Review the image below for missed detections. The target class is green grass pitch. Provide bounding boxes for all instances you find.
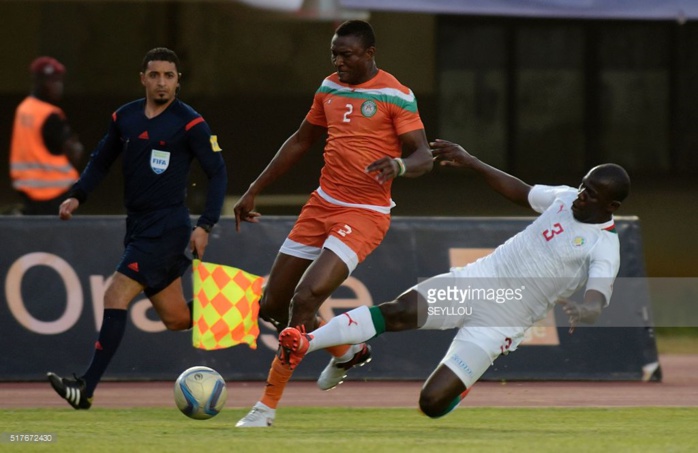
[2,407,697,452]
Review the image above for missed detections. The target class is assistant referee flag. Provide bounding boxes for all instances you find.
[192,259,264,350]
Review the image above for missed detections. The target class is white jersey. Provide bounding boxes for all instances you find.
[449,185,620,328]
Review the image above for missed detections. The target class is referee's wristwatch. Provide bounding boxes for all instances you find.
[195,224,213,234]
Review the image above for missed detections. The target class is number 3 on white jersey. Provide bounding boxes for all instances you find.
[343,104,353,123]
[542,222,564,242]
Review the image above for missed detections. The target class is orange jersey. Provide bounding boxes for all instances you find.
[305,70,424,208]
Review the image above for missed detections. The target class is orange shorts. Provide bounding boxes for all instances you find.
[281,191,391,272]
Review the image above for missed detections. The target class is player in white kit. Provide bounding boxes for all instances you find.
[277,139,631,419]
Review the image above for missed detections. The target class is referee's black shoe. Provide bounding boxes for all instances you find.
[47,372,92,410]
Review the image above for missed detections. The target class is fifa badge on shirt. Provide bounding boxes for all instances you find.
[360,100,377,118]
[210,135,222,152]
[150,149,171,174]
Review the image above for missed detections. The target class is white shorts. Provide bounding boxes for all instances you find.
[412,270,527,387]
[280,236,359,274]
[438,328,524,388]
[439,340,493,389]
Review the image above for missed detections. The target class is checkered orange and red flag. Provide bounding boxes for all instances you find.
[192,259,264,350]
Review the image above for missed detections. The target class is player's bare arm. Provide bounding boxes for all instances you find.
[431,139,531,208]
[366,129,432,184]
[233,120,325,231]
[399,128,433,177]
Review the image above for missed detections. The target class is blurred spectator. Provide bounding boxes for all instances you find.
[9,56,83,215]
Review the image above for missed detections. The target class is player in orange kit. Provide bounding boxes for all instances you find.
[233,20,433,427]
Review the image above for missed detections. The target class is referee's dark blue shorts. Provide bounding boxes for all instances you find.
[117,205,192,297]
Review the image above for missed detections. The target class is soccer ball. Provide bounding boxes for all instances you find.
[173,366,227,420]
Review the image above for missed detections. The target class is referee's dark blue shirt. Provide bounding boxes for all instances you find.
[70,98,227,227]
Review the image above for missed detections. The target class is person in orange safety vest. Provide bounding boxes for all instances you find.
[9,56,83,214]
